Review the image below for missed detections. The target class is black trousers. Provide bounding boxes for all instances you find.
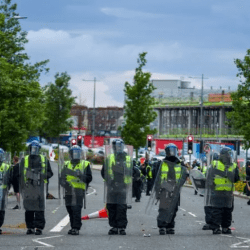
[157,202,178,229]
[146,179,154,195]
[210,204,234,229]
[66,205,82,230]
[0,211,5,228]
[204,206,212,224]
[25,211,45,230]
[133,181,142,200]
[106,203,128,229]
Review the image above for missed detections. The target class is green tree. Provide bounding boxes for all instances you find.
[227,49,250,148]
[42,72,75,142]
[0,0,49,155]
[122,52,157,158]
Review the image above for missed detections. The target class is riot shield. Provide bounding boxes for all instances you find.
[205,152,235,208]
[0,157,10,211]
[146,160,188,223]
[104,145,133,204]
[59,150,87,207]
[189,169,206,195]
[19,154,47,211]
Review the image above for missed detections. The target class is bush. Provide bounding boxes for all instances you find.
[235,181,246,193]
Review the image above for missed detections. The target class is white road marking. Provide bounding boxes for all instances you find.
[188,212,197,217]
[180,207,186,211]
[230,237,250,248]
[33,235,63,248]
[50,187,96,232]
[195,221,205,224]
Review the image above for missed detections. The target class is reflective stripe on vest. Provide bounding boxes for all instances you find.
[212,161,236,191]
[0,163,9,189]
[24,155,47,183]
[160,162,181,182]
[146,165,153,179]
[65,160,90,190]
[108,154,132,184]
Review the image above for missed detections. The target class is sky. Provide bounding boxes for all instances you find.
[13,0,250,107]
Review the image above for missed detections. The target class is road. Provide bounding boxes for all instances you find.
[1,162,250,250]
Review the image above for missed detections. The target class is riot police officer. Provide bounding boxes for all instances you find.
[19,141,53,235]
[154,143,188,235]
[60,145,92,235]
[206,147,239,234]
[101,139,133,235]
[132,160,142,202]
[0,149,10,235]
[145,159,153,196]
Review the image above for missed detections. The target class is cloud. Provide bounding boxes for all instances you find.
[100,7,164,19]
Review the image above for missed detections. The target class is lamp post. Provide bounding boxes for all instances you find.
[189,74,208,169]
[82,77,98,148]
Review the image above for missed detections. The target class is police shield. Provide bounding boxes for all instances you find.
[189,169,206,195]
[104,145,133,204]
[146,160,188,223]
[19,154,47,211]
[59,149,87,207]
[205,151,235,208]
[0,155,10,211]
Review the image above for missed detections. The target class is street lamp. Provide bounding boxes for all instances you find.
[82,77,98,148]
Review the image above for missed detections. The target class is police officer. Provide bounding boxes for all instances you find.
[156,143,188,235]
[132,160,142,202]
[19,141,53,235]
[145,158,153,196]
[203,152,219,230]
[101,139,132,235]
[60,145,92,235]
[0,149,10,235]
[207,147,239,234]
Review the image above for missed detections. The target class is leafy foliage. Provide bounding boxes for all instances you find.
[122,52,157,157]
[0,1,49,154]
[42,72,75,139]
[227,49,250,148]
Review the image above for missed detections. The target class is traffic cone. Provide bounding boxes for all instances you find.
[81,207,108,220]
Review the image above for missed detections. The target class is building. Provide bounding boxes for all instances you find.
[87,106,123,136]
[70,105,88,135]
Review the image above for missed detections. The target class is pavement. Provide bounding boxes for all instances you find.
[1,163,250,249]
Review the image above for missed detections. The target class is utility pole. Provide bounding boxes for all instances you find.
[82,77,98,148]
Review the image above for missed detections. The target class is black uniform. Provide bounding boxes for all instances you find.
[145,160,153,196]
[10,162,19,193]
[63,161,92,230]
[20,155,53,230]
[132,166,142,201]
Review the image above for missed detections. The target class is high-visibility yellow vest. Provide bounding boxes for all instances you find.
[160,162,182,182]
[108,154,132,184]
[0,163,9,189]
[202,166,207,175]
[212,161,236,191]
[146,165,153,179]
[24,155,47,183]
[65,160,90,190]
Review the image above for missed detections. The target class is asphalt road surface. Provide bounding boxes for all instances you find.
[1,162,250,250]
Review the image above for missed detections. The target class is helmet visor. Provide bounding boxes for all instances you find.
[114,141,124,154]
[30,146,40,155]
[167,147,178,157]
[0,152,5,162]
[70,149,82,160]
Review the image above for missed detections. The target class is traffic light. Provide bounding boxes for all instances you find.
[188,136,193,154]
[147,135,153,151]
[77,135,82,147]
[71,139,77,146]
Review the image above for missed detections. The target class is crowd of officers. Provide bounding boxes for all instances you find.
[0,139,242,236]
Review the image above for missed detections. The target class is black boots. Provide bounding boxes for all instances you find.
[222,228,232,234]
[26,229,35,235]
[108,228,118,235]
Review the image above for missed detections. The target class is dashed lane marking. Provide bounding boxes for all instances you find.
[179,207,186,211]
[50,187,96,232]
[188,212,197,217]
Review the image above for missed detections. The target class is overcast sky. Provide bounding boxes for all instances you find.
[15,0,249,107]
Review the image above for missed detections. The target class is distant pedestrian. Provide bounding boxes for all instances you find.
[10,156,20,209]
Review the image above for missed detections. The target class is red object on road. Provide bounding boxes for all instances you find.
[81,207,108,220]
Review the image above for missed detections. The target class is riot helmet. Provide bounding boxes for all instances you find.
[28,140,40,155]
[112,139,124,154]
[219,147,233,165]
[0,148,5,162]
[165,143,178,157]
[69,145,82,161]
